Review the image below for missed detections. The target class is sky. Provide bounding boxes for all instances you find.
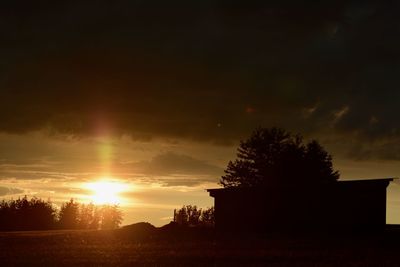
[1,1,400,226]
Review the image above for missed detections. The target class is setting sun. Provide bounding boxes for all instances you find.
[85,180,128,205]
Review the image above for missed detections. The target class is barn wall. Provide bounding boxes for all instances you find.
[210,179,392,232]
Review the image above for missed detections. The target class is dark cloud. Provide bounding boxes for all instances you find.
[335,137,400,161]
[1,1,400,159]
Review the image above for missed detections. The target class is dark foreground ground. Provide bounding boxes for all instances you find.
[1,224,400,266]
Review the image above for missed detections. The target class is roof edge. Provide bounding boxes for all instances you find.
[207,178,398,195]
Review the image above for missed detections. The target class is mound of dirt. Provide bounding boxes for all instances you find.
[116,222,157,241]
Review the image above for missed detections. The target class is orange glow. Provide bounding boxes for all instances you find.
[85,180,128,205]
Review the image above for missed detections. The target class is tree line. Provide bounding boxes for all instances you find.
[173,205,214,227]
[0,196,122,231]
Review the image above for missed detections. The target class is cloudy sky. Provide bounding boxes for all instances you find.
[1,1,400,226]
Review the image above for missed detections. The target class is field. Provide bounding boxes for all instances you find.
[1,226,400,266]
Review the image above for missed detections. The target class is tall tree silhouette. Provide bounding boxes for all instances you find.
[78,203,100,229]
[58,199,79,229]
[220,127,339,187]
[100,205,123,230]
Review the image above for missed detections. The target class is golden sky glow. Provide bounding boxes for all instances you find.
[0,133,399,226]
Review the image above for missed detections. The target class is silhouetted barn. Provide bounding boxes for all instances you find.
[207,178,394,232]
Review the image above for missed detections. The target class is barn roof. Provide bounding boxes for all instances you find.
[207,177,396,197]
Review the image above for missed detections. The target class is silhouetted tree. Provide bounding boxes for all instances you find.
[0,196,56,231]
[89,204,101,230]
[220,127,339,187]
[58,199,79,229]
[174,206,189,225]
[0,197,123,231]
[78,203,100,229]
[0,200,12,230]
[200,207,215,226]
[28,197,57,230]
[57,200,123,230]
[187,205,201,225]
[174,205,215,227]
[100,204,123,229]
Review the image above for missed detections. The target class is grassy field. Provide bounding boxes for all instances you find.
[1,227,400,266]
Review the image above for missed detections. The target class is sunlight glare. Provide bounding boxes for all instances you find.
[86,180,128,205]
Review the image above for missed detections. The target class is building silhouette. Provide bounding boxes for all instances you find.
[208,178,394,232]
